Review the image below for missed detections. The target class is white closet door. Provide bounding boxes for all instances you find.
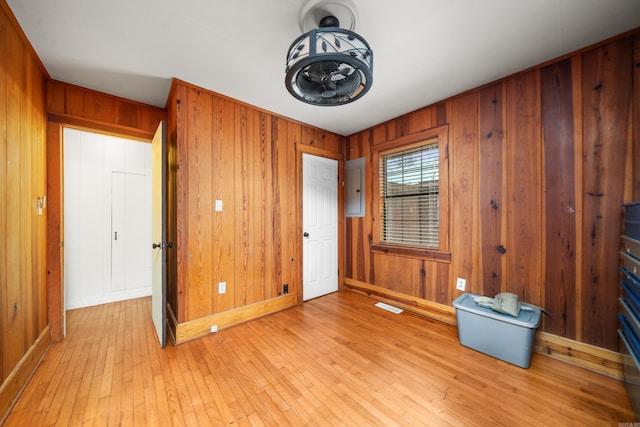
[111,172,147,294]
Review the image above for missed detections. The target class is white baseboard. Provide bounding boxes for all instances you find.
[65,287,151,310]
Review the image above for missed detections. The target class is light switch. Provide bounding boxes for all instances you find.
[215,199,223,212]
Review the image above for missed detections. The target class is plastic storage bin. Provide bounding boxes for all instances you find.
[626,221,640,241]
[452,293,541,368]
[619,317,640,417]
[625,201,640,221]
[622,282,640,320]
[622,235,640,260]
[622,252,640,282]
[622,298,640,341]
[622,266,640,290]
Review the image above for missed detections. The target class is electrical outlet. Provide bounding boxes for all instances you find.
[210,325,218,333]
[218,281,226,294]
[456,277,466,291]
[283,283,289,294]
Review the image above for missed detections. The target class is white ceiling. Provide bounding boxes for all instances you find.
[7,0,640,136]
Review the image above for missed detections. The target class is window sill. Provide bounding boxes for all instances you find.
[371,244,451,263]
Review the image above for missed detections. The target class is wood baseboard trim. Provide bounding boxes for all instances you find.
[344,279,624,379]
[0,325,52,423]
[344,278,457,325]
[174,293,298,344]
[534,331,624,379]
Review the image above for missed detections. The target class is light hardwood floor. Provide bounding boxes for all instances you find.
[3,290,636,426]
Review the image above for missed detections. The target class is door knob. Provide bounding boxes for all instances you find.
[152,242,174,249]
[303,232,309,237]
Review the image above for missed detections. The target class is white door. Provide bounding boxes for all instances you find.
[111,172,147,292]
[151,121,167,347]
[302,154,338,301]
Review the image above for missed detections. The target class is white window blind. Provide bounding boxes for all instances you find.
[380,141,439,248]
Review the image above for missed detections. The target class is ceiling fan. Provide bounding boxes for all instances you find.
[285,0,373,106]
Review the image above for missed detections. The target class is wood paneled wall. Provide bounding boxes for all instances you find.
[0,0,49,417]
[47,80,167,141]
[166,80,344,330]
[346,31,639,351]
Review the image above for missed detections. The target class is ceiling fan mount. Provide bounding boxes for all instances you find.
[298,0,358,32]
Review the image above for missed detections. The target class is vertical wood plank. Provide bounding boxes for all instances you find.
[65,85,86,118]
[345,131,370,283]
[632,35,640,201]
[33,64,47,334]
[581,38,632,349]
[288,123,303,303]
[270,116,284,296]
[409,107,433,134]
[448,92,478,302]
[235,105,251,308]
[478,82,506,297]
[0,4,7,382]
[436,103,448,127]
[571,54,584,341]
[211,96,232,314]
[82,90,115,124]
[115,100,139,129]
[5,16,27,375]
[504,71,543,304]
[363,130,374,284]
[46,79,66,115]
[220,98,238,312]
[174,84,189,322]
[23,55,34,343]
[185,88,214,319]
[263,113,276,298]
[255,111,273,302]
[541,59,577,338]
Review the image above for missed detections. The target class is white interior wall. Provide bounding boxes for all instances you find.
[64,128,152,310]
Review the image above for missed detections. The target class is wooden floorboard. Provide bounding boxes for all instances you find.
[3,290,636,426]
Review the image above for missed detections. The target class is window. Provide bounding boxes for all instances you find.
[371,125,449,261]
[379,139,439,248]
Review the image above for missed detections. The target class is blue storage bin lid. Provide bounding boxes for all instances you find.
[624,201,640,208]
[622,281,640,308]
[452,293,541,328]
[619,313,640,360]
[619,328,640,369]
[622,267,640,288]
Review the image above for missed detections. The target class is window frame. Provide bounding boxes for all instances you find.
[371,125,450,262]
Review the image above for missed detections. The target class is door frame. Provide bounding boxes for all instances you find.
[47,122,158,341]
[296,144,345,304]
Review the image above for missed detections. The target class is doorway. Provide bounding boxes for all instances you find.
[63,128,152,310]
[302,153,338,301]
